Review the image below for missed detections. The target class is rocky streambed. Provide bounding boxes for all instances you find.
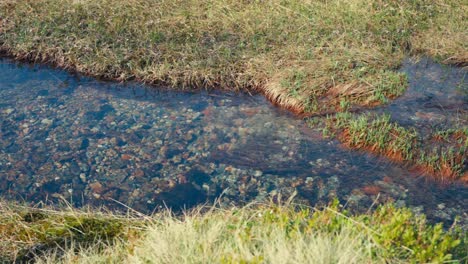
[0,58,466,227]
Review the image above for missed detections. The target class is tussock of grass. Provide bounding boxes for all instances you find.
[0,201,141,263]
[1,200,465,263]
[320,113,468,182]
[0,0,466,113]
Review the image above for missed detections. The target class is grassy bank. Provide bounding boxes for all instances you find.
[0,0,466,114]
[316,113,468,182]
[1,200,466,263]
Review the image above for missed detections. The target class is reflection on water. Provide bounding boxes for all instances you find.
[0,58,466,226]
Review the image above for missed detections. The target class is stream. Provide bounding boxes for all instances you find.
[0,58,466,227]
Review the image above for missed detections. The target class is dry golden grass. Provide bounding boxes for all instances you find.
[0,200,463,263]
[411,0,468,67]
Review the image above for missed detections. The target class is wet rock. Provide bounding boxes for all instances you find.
[3,108,14,115]
[41,119,53,126]
[89,181,104,194]
[133,169,145,178]
[362,185,381,196]
[79,173,87,183]
[121,154,132,161]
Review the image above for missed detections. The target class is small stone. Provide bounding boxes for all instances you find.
[89,181,103,194]
[362,185,381,195]
[121,154,132,160]
[437,203,445,210]
[79,173,87,183]
[3,108,14,115]
[41,118,53,125]
[254,170,263,177]
[92,193,101,199]
[134,169,145,178]
[168,180,176,188]
[131,189,140,198]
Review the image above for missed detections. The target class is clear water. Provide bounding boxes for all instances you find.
[0,58,466,226]
[377,57,467,135]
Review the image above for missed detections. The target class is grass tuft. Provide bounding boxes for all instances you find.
[0,200,466,263]
[319,113,468,182]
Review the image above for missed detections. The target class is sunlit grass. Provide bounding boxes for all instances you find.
[1,200,465,263]
[318,113,467,182]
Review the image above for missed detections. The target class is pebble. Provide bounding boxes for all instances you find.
[89,182,103,194]
[79,173,87,183]
[254,170,263,177]
[41,118,53,125]
[3,108,14,115]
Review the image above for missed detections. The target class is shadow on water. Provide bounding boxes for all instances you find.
[0,58,466,226]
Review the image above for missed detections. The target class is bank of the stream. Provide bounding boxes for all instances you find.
[1,201,466,263]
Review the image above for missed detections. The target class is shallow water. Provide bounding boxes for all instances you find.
[378,58,467,135]
[0,58,466,226]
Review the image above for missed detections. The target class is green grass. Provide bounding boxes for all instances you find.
[0,0,466,113]
[317,113,467,181]
[1,200,466,263]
